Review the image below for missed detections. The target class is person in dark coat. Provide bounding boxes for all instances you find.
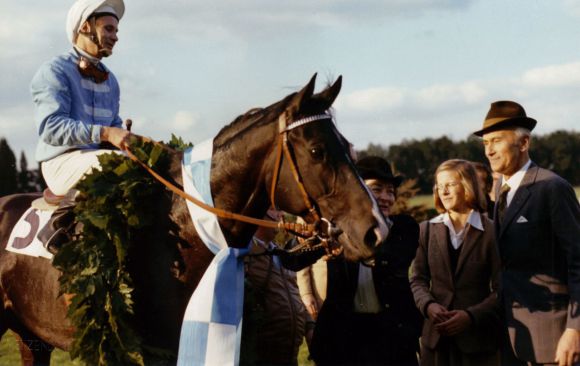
[310,156,423,366]
[474,101,580,366]
[241,208,313,366]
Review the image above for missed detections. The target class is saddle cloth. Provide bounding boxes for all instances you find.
[6,199,56,259]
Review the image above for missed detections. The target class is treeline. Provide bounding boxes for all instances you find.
[0,138,45,196]
[359,130,580,194]
[1,130,579,197]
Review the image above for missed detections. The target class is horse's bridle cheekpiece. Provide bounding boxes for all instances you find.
[125,110,343,256]
[269,111,344,255]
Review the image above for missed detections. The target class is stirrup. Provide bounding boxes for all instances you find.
[44,228,70,255]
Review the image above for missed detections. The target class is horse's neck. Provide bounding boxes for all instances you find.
[211,123,277,244]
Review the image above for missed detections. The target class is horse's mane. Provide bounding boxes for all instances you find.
[213,92,296,148]
[213,78,338,149]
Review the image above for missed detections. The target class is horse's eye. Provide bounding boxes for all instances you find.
[310,146,325,161]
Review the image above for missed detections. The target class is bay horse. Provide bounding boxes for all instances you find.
[0,74,388,365]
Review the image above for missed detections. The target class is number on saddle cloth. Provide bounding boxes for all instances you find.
[5,198,58,259]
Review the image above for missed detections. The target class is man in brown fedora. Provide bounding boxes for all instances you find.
[474,101,580,366]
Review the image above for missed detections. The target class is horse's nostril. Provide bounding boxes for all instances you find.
[364,226,379,248]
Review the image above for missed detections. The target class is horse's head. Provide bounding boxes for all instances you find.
[268,74,389,260]
[212,74,388,261]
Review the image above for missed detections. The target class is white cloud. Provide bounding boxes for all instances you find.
[335,60,580,149]
[415,81,487,107]
[172,110,199,131]
[339,80,488,116]
[563,0,580,16]
[339,87,405,112]
[522,62,580,88]
[125,0,475,40]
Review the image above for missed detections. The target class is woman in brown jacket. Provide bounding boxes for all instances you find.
[410,159,501,366]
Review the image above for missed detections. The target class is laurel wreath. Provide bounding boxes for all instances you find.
[52,135,191,365]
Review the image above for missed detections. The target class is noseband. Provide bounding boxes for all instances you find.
[125,109,345,254]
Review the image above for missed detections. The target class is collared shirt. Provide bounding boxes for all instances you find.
[31,49,123,162]
[430,210,484,249]
[502,159,532,207]
[74,45,100,64]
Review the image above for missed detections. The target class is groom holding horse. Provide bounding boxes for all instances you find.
[30,0,132,252]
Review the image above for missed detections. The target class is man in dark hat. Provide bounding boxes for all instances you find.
[474,101,580,366]
[310,156,422,365]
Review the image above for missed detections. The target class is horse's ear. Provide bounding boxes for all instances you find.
[289,73,317,114]
[316,75,342,109]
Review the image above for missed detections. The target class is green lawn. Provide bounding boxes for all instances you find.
[408,194,434,210]
[1,329,312,366]
[298,339,315,366]
[0,330,82,365]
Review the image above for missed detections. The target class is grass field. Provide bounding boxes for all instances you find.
[0,330,312,366]
[408,194,434,210]
[0,330,82,365]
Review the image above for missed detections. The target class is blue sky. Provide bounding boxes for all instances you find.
[1,0,579,163]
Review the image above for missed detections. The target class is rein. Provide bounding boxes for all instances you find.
[124,110,342,253]
[125,147,312,235]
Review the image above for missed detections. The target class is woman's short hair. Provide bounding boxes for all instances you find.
[433,159,487,214]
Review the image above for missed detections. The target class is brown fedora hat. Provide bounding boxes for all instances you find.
[473,100,537,136]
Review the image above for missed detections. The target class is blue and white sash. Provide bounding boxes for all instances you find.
[177,140,249,366]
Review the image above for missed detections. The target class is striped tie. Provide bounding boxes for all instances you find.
[497,183,511,224]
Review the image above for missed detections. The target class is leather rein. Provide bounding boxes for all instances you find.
[124,110,342,253]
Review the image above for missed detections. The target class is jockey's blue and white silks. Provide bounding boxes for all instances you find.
[178,140,249,366]
[31,49,123,162]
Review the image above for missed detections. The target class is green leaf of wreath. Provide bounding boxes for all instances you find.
[52,137,191,365]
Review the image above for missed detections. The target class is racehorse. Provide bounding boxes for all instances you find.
[0,74,388,365]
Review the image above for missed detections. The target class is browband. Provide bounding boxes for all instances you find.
[282,114,332,132]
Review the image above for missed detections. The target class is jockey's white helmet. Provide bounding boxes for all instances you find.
[66,0,125,44]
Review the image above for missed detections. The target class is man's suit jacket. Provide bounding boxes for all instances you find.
[496,162,580,363]
[410,215,501,354]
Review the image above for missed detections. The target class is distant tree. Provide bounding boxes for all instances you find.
[360,130,580,194]
[18,151,35,192]
[392,178,433,222]
[531,130,580,186]
[0,138,18,196]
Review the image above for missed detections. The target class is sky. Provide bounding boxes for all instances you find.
[1,0,580,164]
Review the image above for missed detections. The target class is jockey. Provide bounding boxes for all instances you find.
[30,0,131,253]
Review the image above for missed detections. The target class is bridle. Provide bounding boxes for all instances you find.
[125,109,344,254]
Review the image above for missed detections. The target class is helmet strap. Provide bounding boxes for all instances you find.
[80,17,111,58]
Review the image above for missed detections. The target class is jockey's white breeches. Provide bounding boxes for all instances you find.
[41,149,124,196]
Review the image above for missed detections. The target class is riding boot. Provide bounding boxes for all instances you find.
[37,190,78,254]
